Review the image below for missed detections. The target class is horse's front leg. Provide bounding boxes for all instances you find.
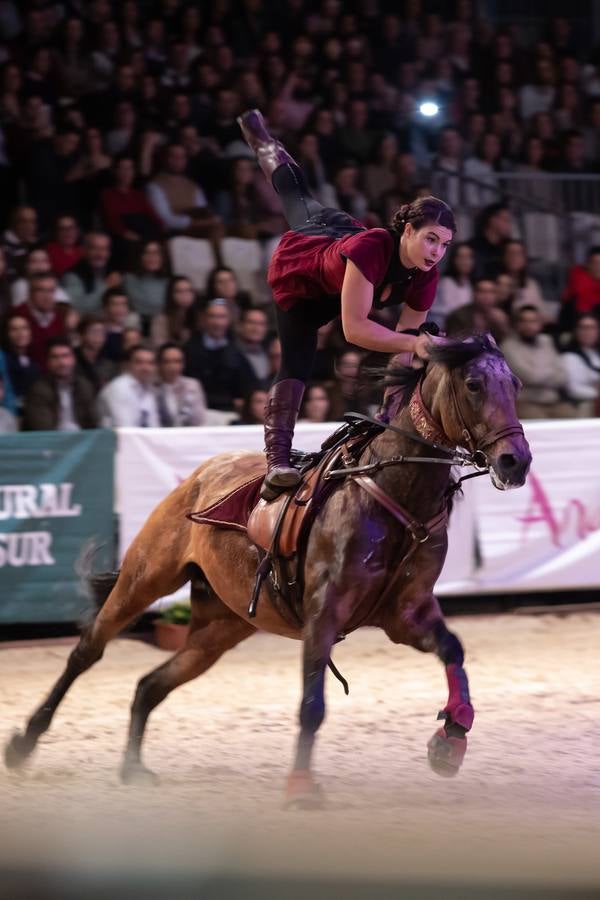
[383,591,474,778]
[285,585,337,810]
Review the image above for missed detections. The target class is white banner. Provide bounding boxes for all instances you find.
[115,419,600,596]
[115,424,475,596]
[469,419,600,592]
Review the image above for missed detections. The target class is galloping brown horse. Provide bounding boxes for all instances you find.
[5,336,531,806]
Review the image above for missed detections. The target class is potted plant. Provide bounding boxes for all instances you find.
[153,602,191,651]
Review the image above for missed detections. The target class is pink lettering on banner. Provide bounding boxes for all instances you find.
[518,472,600,548]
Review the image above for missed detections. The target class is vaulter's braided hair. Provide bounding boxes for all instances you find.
[391,195,457,236]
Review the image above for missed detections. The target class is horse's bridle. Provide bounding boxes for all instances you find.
[445,369,525,466]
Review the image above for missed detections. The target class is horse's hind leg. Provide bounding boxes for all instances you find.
[4,556,189,771]
[383,593,474,778]
[121,584,254,785]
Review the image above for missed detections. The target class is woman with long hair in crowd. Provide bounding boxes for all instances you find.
[238,108,455,499]
[150,275,197,347]
[123,239,170,329]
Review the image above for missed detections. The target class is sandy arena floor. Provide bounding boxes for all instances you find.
[1,611,599,897]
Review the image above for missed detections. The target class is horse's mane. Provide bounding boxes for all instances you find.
[372,333,504,408]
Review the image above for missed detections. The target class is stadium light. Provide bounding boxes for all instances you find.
[418,101,439,118]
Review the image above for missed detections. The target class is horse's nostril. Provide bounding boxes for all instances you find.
[498,453,517,471]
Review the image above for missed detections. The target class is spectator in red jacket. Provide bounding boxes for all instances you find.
[99,156,164,257]
[12,274,66,368]
[45,215,84,276]
[561,247,600,330]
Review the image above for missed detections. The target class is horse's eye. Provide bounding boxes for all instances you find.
[466,380,481,393]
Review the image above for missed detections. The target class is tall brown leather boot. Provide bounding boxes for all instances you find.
[261,378,305,499]
[237,108,298,182]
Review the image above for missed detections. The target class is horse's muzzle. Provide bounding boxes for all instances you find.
[489,439,532,490]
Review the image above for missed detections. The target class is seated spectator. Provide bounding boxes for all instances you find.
[364,135,400,210]
[74,315,115,394]
[337,99,376,164]
[299,383,332,423]
[294,131,334,207]
[184,298,257,412]
[105,101,138,157]
[99,156,164,250]
[430,242,474,329]
[265,335,282,387]
[156,342,207,427]
[0,348,16,414]
[0,247,11,319]
[232,388,268,425]
[121,326,144,357]
[101,286,140,362]
[62,232,121,314]
[519,58,556,121]
[445,278,510,342]
[501,306,574,419]
[24,128,82,232]
[204,265,252,319]
[463,132,503,210]
[66,127,112,227]
[560,246,600,331]
[430,126,464,211]
[216,157,286,239]
[150,276,197,347]
[329,162,369,223]
[499,240,549,318]
[22,337,97,431]
[470,203,515,279]
[328,350,368,421]
[236,307,270,386]
[12,274,66,367]
[45,215,83,276]
[0,374,17,432]
[2,206,38,277]
[97,344,160,427]
[2,315,41,409]
[11,248,71,308]
[123,240,169,327]
[146,143,222,238]
[561,313,600,417]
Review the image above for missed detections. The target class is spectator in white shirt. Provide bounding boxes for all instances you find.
[11,248,71,307]
[561,314,600,417]
[519,58,556,122]
[97,344,160,427]
[155,342,207,426]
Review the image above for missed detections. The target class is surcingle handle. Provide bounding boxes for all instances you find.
[248,554,273,618]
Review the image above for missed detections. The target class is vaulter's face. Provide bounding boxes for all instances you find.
[404,223,453,271]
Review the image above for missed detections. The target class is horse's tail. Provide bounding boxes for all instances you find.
[88,571,120,609]
[74,540,121,627]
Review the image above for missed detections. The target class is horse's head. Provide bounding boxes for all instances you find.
[421,335,532,490]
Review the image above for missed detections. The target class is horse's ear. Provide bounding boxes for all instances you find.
[485,332,498,349]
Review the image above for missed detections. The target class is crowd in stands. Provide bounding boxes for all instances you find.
[1,0,600,434]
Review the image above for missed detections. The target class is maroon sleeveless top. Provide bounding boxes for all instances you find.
[268,226,439,312]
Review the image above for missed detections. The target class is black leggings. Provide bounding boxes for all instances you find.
[271,164,342,383]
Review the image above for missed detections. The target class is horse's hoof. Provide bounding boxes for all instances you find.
[120,762,160,786]
[283,769,324,810]
[4,732,34,770]
[427,727,468,778]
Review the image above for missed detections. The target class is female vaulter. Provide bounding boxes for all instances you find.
[237,110,456,499]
